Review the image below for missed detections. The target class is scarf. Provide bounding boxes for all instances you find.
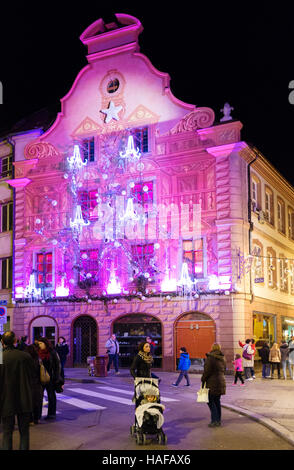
[138,350,153,364]
[38,348,50,361]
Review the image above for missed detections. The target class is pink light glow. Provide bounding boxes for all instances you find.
[107,272,122,295]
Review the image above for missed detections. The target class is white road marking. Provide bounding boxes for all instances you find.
[96,385,180,402]
[67,387,133,405]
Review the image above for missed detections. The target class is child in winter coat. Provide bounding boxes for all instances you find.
[232,353,245,385]
[172,347,191,387]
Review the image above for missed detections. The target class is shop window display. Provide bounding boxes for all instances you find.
[113,314,162,368]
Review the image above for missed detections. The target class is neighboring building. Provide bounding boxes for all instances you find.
[6,14,294,371]
[0,138,13,332]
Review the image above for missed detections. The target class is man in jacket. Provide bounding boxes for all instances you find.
[258,342,271,378]
[105,334,120,375]
[0,331,34,450]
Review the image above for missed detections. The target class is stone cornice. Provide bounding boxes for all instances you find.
[206,141,248,158]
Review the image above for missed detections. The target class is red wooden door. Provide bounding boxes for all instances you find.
[175,318,216,360]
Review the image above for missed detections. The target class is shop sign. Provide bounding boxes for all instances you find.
[254,277,264,283]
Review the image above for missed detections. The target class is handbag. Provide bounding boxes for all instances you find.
[242,347,252,360]
[40,360,51,385]
[196,383,209,403]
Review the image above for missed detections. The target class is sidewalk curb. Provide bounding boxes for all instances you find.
[222,402,294,447]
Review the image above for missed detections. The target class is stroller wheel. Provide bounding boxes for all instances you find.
[158,431,167,445]
[130,425,136,436]
[136,433,143,445]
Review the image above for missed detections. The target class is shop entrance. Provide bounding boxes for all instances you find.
[175,312,216,371]
[73,315,97,366]
[113,314,162,368]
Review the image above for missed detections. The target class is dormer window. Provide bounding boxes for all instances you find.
[134,127,149,154]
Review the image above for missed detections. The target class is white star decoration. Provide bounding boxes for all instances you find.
[101,101,123,124]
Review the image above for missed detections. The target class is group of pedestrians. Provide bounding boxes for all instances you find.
[258,338,294,379]
[0,331,67,450]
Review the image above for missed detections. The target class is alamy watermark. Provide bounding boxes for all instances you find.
[289,80,294,104]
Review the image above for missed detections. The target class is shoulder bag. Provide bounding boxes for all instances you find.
[196,383,209,403]
[39,359,51,385]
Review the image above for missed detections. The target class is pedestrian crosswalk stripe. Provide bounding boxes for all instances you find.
[96,385,180,403]
[56,394,107,411]
[67,387,133,405]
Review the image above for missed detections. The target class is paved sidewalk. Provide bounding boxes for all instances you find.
[64,367,294,446]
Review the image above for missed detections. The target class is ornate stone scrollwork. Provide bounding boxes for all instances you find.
[24,141,60,160]
[168,107,215,134]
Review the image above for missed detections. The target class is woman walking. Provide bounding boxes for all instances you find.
[36,337,63,420]
[130,341,153,379]
[201,343,226,427]
[269,342,281,379]
[26,344,43,424]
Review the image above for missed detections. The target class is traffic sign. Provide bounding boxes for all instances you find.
[0,306,7,323]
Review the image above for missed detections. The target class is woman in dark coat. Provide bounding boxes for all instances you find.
[36,337,63,420]
[201,343,226,427]
[26,344,43,424]
[130,341,153,378]
[55,336,69,380]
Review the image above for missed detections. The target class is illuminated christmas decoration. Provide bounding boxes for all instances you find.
[178,262,194,290]
[107,271,122,295]
[161,277,178,292]
[56,278,69,297]
[70,205,90,233]
[119,135,141,162]
[67,144,87,170]
[101,100,123,124]
[121,197,140,222]
[25,272,41,298]
[208,274,219,290]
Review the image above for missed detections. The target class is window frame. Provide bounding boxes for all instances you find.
[0,155,13,179]
[1,202,13,232]
[1,257,12,289]
[182,237,206,281]
[36,252,53,288]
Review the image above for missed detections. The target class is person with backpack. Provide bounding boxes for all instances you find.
[241,339,255,381]
[172,347,191,387]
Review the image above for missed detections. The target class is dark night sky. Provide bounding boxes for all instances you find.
[0,3,294,184]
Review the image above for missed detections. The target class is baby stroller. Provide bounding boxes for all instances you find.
[130,377,167,445]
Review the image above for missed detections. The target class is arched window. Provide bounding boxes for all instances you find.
[264,186,274,226]
[277,197,286,234]
[252,240,264,283]
[279,254,288,292]
[251,173,261,211]
[288,206,294,240]
[267,247,276,288]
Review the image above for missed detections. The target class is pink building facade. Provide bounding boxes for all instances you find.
[7,14,277,371]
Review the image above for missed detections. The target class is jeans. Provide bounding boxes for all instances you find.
[262,363,270,378]
[107,353,119,372]
[271,362,281,377]
[43,382,57,417]
[281,360,292,379]
[244,367,252,379]
[207,392,221,424]
[174,370,190,386]
[1,413,31,450]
